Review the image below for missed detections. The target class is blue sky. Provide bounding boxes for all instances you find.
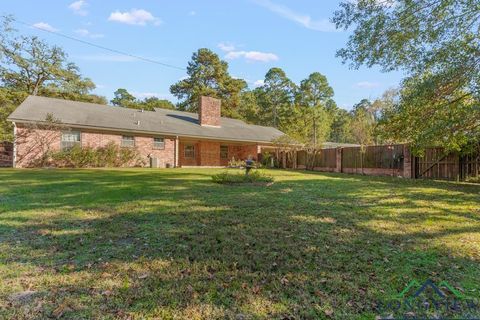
[2,0,403,109]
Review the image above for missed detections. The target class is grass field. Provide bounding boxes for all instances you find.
[0,168,479,319]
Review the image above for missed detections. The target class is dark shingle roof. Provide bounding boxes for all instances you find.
[8,96,285,143]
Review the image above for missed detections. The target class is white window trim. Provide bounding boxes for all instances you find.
[184,145,195,158]
[153,137,165,150]
[220,145,229,159]
[121,135,135,148]
[61,130,81,150]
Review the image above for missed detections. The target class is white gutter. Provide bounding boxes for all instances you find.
[174,136,179,168]
[12,122,16,168]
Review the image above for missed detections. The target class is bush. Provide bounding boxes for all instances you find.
[49,142,145,168]
[228,157,262,168]
[212,170,274,184]
[227,157,246,168]
[260,151,277,168]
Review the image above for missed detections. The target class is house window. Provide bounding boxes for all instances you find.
[220,145,228,159]
[61,131,81,150]
[184,145,195,158]
[121,135,135,148]
[153,137,165,150]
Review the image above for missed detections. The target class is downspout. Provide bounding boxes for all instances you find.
[174,136,179,168]
[12,122,17,168]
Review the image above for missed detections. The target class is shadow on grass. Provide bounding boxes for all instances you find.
[0,168,479,319]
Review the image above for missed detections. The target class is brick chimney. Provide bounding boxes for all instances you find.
[199,96,221,127]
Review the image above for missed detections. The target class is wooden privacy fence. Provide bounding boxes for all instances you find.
[414,147,480,181]
[462,153,480,180]
[278,144,411,178]
[273,144,480,181]
[0,141,13,167]
[296,148,337,171]
[342,144,405,176]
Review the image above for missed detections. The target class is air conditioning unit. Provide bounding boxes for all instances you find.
[150,157,160,168]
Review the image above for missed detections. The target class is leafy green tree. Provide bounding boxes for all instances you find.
[256,67,296,130]
[382,76,479,153]
[350,100,375,148]
[0,16,106,141]
[170,48,246,117]
[332,0,480,152]
[111,88,137,108]
[140,97,175,111]
[329,107,354,143]
[0,16,99,98]
[298,72,334,107]
[0,88,27,141]
[237,90,261,124]
[371,88,399,144]
[111,89,175,111]
[295,72,335,147]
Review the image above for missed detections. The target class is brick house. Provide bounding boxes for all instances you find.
[7,95,284,168]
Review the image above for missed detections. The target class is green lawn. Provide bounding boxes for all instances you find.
[0,168,479,319]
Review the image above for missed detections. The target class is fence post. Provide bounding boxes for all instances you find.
[403,145,412,179]
[458,155,463,182]
[335,147,342,173]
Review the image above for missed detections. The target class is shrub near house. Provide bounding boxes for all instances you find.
[50,143,145,168]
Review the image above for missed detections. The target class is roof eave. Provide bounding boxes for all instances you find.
[9,118,280,145]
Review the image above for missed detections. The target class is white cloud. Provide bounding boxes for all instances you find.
[253,0,337,32]
[108,9,162,26]
[32,22,58,32]
[75,28,104,39]
[355,81,381,89]
[188,11,197,16]
[218,42,278,63]
[218,42,236,52]
[253,79,265,87]
[69,0,88,16]
[225,50,279,62]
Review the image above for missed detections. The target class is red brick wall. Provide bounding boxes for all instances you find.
[15,124,262,168]
[16,126,62,168]
[179,141,200,166]
[231,145,258,161]
[81,131,121,148]
[178,141,259,167]
[199,141,221,166]
[199,96,221,127]
[15,126,175,168]
[0,141,13,167]
[220,145,236,166]
[135,136,175,168]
